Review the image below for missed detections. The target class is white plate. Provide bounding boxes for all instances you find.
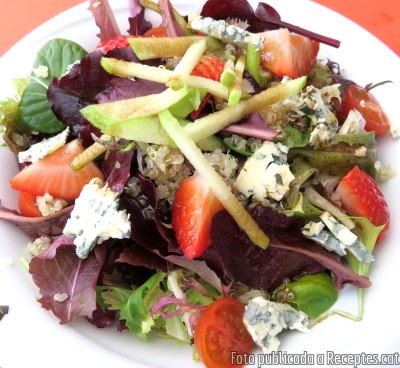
[0,1,399,367]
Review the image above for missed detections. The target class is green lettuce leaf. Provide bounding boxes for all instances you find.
[17,38,87,134]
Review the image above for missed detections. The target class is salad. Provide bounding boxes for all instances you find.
[0,0,398,367]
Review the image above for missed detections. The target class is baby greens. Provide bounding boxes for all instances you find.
[273,273,338,319]
[18,39,87,134]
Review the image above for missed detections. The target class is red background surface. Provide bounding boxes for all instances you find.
[1,0,399,56]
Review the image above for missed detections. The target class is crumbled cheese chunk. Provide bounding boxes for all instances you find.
[188,14,264,50]
[337,109,366,135]
[295,85,339,148]
[243,297,309,353]
[302,221,347,256]
[53,293,69,302]
[27,236,51,257]
[234,141,295,202]
[18,127,70,163]
[354,146,367,157]
[32,65,49,78]
[320,211,374,264]
[390,122,400,139]
[374,160,397,181]
[63,178,131,259]
[36,193,68,216]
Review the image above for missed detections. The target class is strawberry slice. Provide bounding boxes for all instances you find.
[260,28,320,79]
[18,191,42,217]
[94,35,138,54]
[10,139,105,201]
[172,173,224,259]
[190,55,225,119]
[335,166,390,243]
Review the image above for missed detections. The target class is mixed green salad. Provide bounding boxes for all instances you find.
[0,0,396,367]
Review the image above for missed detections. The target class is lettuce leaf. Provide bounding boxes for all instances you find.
[98,270,166,341]
[29,235,107,324]
[211,206,371,290]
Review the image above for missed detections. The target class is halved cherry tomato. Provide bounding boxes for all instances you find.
[143,27,167,38]
[194,297,254,368]
[260,28,320,79]
[18,191,42,217]
[338,84,390,135]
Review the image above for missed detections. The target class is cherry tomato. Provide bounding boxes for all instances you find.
[18,191,42,217]
[194,297,254,368]
[339,84,390,135]
[143,27,167,38]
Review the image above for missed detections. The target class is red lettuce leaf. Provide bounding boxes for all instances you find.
[117,241,174,273]
[222,112,278,140]
[159,0,186,37]
[201,0,255,19]
[29,235,108,324]
[254,2,281,20]
[102,148,135,193]
[88,304,117,328]
[95,78,166,104]
[88,0,121,42]
[211,206,371,290]
[127,0,152,35]
[48,48,163,138]
[0,202,73,240]
[200,0,340,48]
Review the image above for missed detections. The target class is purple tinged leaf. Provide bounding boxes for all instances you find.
[117,242,173,273]
[164,255,224,294]
[255,2,281,20]
[29,235,108,324]
[200,0,340,48]
[222,112,278,140]
[150,293,205,331]
[211,206,371,291]
[102,148,135,193]
[201,0,255,19]
[88,0,121,41]
[159,0,186,37]
[95,78,166,103]
[127,0,152,35]
[0,202,73,240]
[48,48,162,137]
[88,304,117,328]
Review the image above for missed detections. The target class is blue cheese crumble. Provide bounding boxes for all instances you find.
[234,141,295,202]
[302,221,347,256]
[320,211,374,264]
[243,297,309,353]
[18,127,70,163]
[63,178,131,259]
[295,86,338,148]
[188,14,264,50]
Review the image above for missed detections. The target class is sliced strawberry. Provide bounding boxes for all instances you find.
[190,55,225,119]
[335,166,390,243]
[172,173,224,259]
[94,35,138,54]
[10,139,105,201]
[190,55,225,81]
[260,28,320,79]
[18,192,42,217]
